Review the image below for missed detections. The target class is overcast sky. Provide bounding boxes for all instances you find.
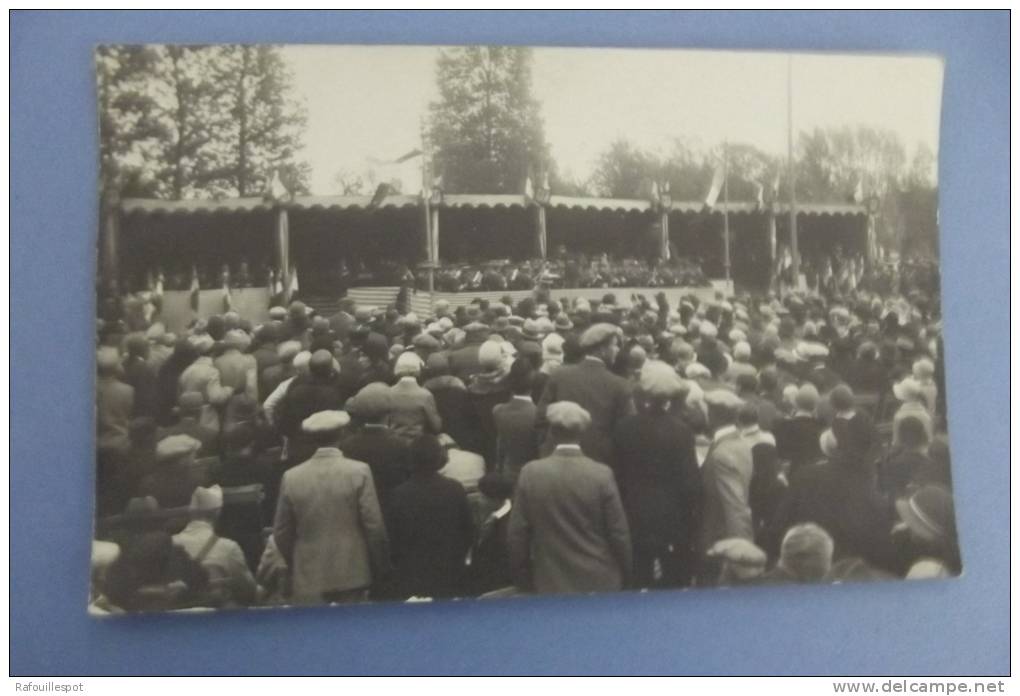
[283,45,943,195]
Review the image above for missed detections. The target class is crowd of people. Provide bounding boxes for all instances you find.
[92,272,957,613]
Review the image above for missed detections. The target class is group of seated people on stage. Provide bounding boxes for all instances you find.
[424,252,709,293]
[92,270,956,613]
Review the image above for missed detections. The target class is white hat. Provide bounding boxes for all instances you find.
[156,434,201,462]
[478,339,506,370]
[223,329,251,351]
[301,410,351,433]
[145,323,166,341]
[189,485,223,512]
[293,350,312,373]
[794,341,830,361]
[639,360,685,398]
[546,401,592,433]
[733,341,752,361]
[394,351,424,377]
[277,340,302,361]
[912,358,936,380]
[188,333,215,354]
[542,332,565,360]
[91,540,120,572]
[96,347,120,372]
[893,376,926,402]
[579,322,621,349]
[704,389,744,409]
[699,321,718,339]
[684,362,712,379]
[728,328,747,344]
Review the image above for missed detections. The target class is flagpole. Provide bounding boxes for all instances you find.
[722,142,731,289]
[787,54,800,287]
[420,119,435,294]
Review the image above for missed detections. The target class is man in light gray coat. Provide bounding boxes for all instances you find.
[273,410,390,604]
[508,401,632,595]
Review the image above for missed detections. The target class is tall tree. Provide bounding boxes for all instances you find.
[428,46,548,194]
[206,45,310,197]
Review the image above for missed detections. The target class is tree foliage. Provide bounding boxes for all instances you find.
[428,46,548,194]
[96,44,309,199]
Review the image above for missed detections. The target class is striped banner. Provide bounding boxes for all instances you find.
[345,283,731,319]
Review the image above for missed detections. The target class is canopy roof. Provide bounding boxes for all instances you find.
[120,193,866,218]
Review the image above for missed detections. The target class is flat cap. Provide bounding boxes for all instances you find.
[156,434,201,462]
[546,401,592,433]
[301,410,350,434]
[578,322,621,350]
[639,360,685,398]
[189,484,223,512]
[347,382,392,418]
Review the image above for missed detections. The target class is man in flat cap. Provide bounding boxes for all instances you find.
[508,401,632,595]
[173,485,257,606]
[341,382,411,511]
[613,361,700,588]
[276,349,349,449]
[535,322,634,469]
[157,391,219,456]
[273,410,390,604]
[178,333,234,432]
[139,434,203,509]
[447,321,491,382]
[97,347,135,454]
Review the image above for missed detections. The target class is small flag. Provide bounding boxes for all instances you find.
[852,178,864,204]
[222,279,234,313]
[754,180,765,209]
[288,265,299,298]
[264,170,291,204]
[189,265,200,313]
[650,180,660,205]
[369,182,393,208]
[269,269,285,307]
[704,162,726,209]
[524,176,534,200]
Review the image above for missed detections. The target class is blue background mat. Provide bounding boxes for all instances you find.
[10,10,1009,675]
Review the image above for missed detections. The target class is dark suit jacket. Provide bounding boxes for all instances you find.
[448,339,486,382]
[340,425,411,511]
[276,374,349,440]
[493,397,538,481]
[123,356,159,419]
[770,457,896,571]
[613,410,700,552]
[424,376,478,454]
[774,414,824,477]
[385,473,475,599]
[508,447,632,594]
[536,357,634,467]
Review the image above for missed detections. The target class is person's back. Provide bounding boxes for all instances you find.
[277,370,347,440]
[274,442,388,603]
[493,397,538,481]
[387,472,474,599]
[385,435,474,599]
[510,446,631,594]
[98,375,135,453]
[700,426,755,549]
[340,424,411,511]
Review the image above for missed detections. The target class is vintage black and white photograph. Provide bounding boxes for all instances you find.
[92,44,954,614]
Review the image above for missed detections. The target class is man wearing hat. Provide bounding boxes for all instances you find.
[699,398,756,553]
[706,537,768,586]
[273,410,390,604]
[508,401,632,594]
[173,485,257,606]
[895,484,960,578]
[448,321,490,382]
[276,349,349,446]
[535,322,634,468]
[139,434,204,509]
[97,347,135,454]
[341,382,411,511]
[179,333,234,432]
[157,392,219,455]
[492,358,539,484]
[613,360,700,588]
[388,351,443,444]
[773,383,824,479]
[123,333,159,419]
[892,376,934,447]
[215,329,258,400]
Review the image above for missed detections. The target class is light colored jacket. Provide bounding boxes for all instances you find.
[388,377,442,443]
[173,519,257,605]
[273,447,390,602]
[179,356,233,431]
[700,428,755,549]
[214,349,258,401]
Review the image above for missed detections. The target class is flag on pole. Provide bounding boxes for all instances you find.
[368,182,394,208]
[288,265,299,297]
[704,162,726,209]
[753,180,765,209]
[222,279,234,313]
[852,177,864,204]
[189,265,200,313]
[269,269,285,307]
[524,176,534,200]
